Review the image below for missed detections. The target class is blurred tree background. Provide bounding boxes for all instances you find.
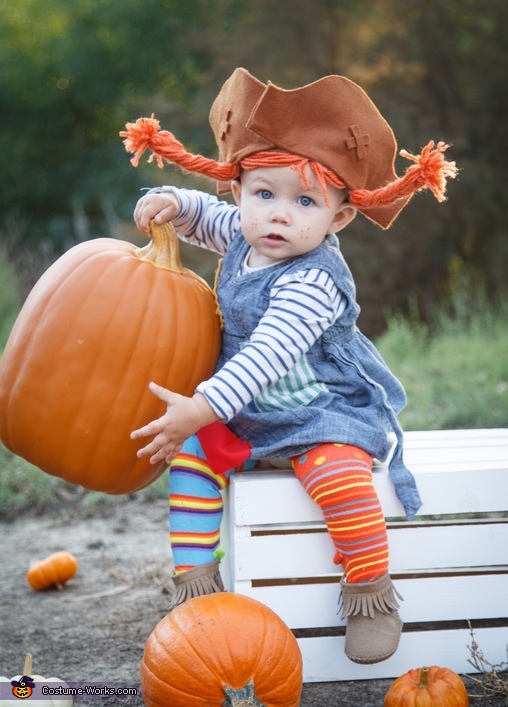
[1,0,507,336]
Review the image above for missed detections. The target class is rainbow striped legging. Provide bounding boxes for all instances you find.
[169,435,389,583]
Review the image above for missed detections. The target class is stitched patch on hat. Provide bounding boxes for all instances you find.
[345,125,370,160]
[220,109,232,141]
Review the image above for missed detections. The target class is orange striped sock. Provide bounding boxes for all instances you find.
[292,443,389,583]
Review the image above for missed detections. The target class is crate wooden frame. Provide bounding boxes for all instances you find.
[220,428,508,682]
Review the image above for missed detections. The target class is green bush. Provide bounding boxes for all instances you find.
[376,300,508,430]
[0,249,21,350]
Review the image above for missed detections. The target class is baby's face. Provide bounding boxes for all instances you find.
[231,165,355,268]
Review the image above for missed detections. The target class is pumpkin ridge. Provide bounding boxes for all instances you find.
[261,620,302,706]
[184,599,246,686]
[169,273,219,390]
[0,252,86,445]
[250,617,296,704]
[54,251,140,484]
[154,610,221,688]
[214,594,261,689]
[214,594,295,700]
[249,605,271,690]
[141,661,204,707]
[88,259,170,490]
[9,245,132,482]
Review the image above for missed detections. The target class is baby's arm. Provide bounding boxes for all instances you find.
[131,384,219,464]
[134,187,240,255]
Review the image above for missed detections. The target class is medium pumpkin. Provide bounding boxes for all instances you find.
[140,593,303,707]
[0,222,221,493]
[27,551,78,591]
[384,665,469,706]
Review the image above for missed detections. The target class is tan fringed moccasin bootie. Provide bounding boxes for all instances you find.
[339,573,403,664]
[168,558,225,611]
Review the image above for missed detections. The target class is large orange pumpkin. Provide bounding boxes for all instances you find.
[384,665,469,706]
[0,222,221,493]
[140,593,303,707]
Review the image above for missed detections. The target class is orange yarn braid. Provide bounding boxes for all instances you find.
[121,116,457,207]
[349,141,458,207]
[120,115,240,182]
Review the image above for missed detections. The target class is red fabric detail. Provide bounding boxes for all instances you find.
[196,421,251,474]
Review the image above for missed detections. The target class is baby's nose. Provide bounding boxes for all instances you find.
[269,203,291,223]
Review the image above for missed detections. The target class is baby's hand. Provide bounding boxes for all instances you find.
[131,382,218,464]
[134,191,179,235]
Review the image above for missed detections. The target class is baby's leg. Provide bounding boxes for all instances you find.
[169,434,229,573]
[292,443,402,664]
[292,443,389,582]
[167,434,231,608]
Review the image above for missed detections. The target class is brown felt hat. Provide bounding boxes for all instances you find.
[208,68,408,228]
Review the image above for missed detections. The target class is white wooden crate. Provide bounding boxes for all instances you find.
[220,429,508,682]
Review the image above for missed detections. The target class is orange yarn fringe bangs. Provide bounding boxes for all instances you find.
[120,115,457,209]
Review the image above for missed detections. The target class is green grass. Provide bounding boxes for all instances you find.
[376,302,508,431]
[0,443,169,521]
[0,247,21,348]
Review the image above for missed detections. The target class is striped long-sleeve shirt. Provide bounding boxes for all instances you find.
[167,188,346,422]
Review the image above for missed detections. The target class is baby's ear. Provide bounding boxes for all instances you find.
[230,179,242,206]
[331,204,357,233]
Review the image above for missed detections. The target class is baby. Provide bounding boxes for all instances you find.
[121,68,456,664]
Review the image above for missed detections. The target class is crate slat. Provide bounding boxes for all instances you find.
[298,627,508,682]
[232,574,508,628]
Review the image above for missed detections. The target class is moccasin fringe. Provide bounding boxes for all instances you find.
[339,574,403,620]
[169,559,225,610]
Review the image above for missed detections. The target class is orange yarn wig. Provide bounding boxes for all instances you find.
[121,69,458,228]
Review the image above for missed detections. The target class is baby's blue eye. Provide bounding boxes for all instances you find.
[298,196,314,207]
[258,189,273,200]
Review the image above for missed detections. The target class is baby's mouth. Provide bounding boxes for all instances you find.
[265,233,286,242]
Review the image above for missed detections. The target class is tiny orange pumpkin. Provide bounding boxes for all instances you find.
[384,665,469,706]
[140,592,303,707]
[27,551,78,591]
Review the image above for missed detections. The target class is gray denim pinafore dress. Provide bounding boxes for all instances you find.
[215,231,422,520]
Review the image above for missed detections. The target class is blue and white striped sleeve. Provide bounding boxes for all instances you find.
[196,269,346,421]
[150,187,240,255]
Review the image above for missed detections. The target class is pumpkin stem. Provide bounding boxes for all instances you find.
[223,681,266,707]
[23,653,33,676]
[418,666,430,689]
[135,220,186,273]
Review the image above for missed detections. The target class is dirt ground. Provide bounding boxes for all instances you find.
[1,497,505,706]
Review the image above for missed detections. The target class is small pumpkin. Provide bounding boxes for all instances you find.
[0,221,221,494]
[384,665,469,706]
[140,592,303,707]
[0,653,73,707]
[27,551,78,591]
